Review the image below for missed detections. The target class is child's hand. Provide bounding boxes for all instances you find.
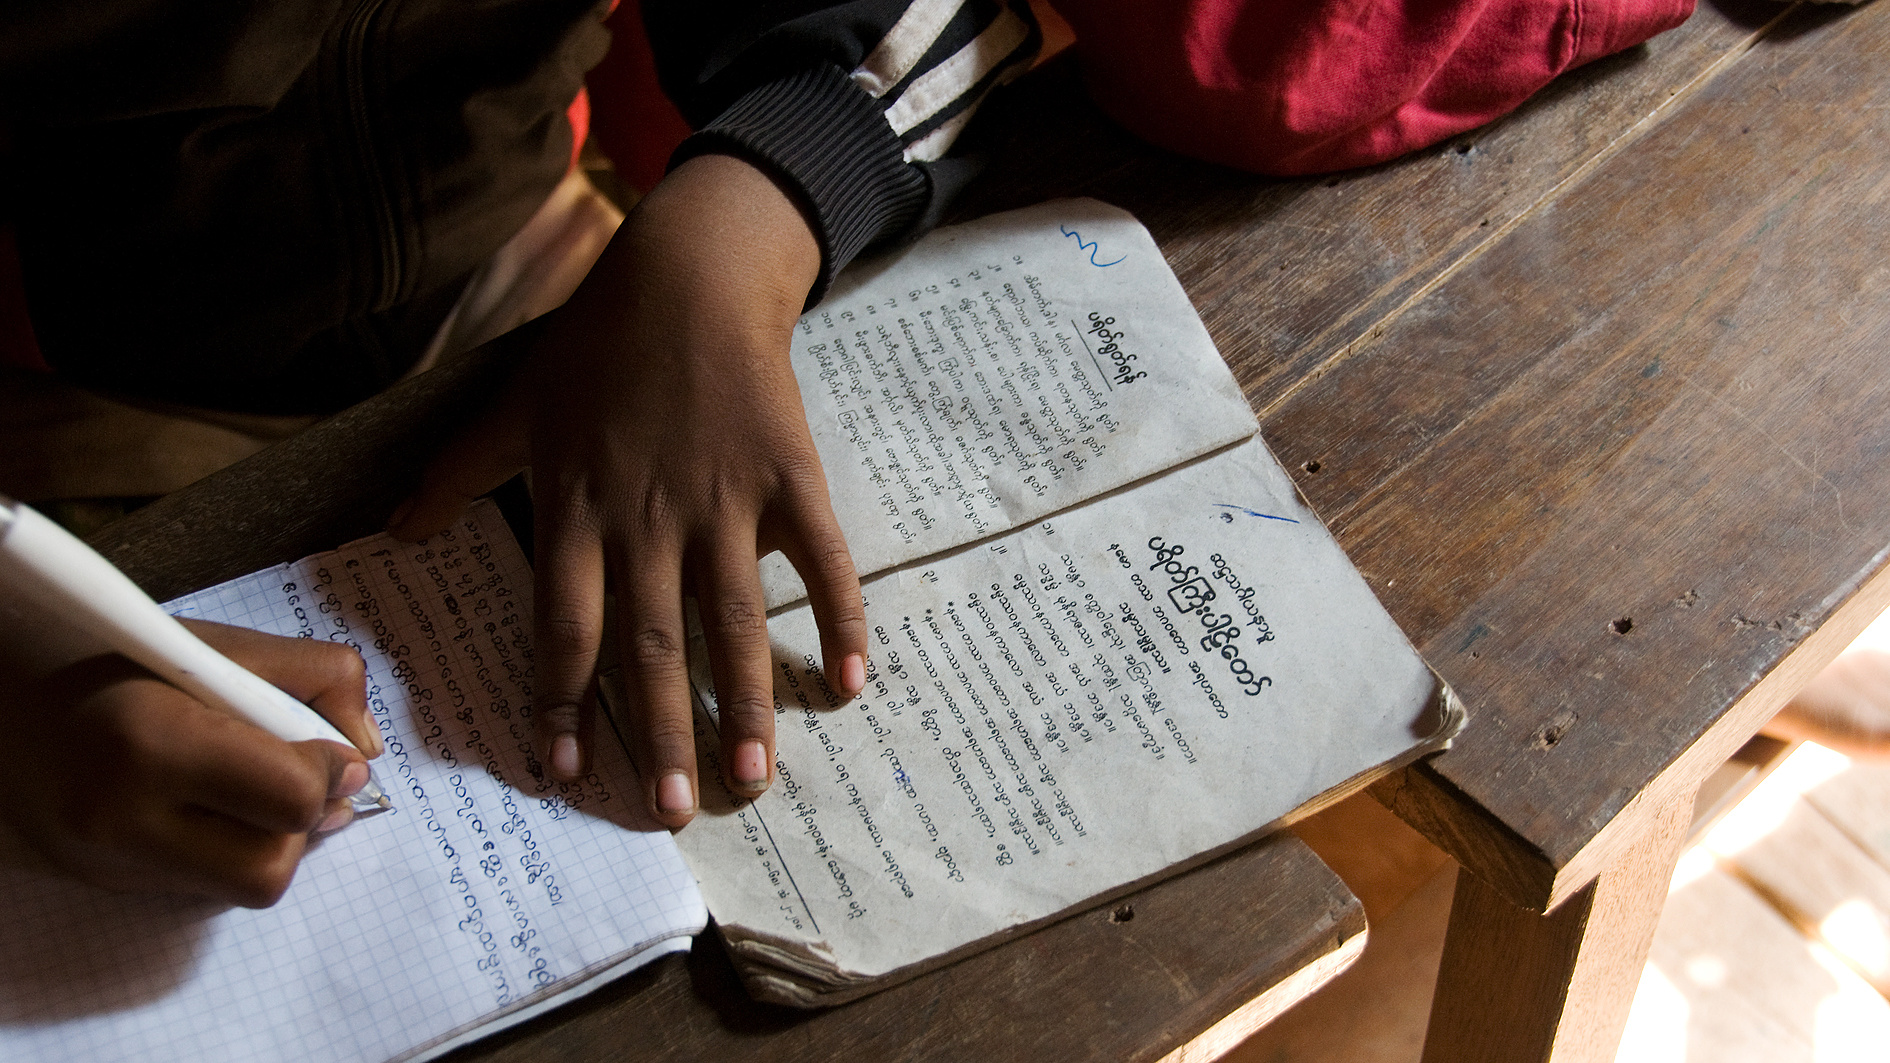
[0,619,378,907]
[393,154,869,827]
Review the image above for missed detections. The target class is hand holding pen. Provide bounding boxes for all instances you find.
[0,498,386,907]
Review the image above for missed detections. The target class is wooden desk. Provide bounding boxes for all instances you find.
[90,0,1890,1058]
[950,0,1890,1059]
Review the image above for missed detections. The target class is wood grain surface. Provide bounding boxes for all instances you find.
[436,827,1362,1063]
[1316,0,1890,910]
[1421,792,1691,1063]
[943,0,1890,917]
[952,1,1784,414]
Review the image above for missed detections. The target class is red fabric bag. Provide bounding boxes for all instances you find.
[1055,0,1694,175]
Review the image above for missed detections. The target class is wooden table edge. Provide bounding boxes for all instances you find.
[1383,549,1890,914]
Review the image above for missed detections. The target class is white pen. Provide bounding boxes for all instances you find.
[0,495,390,816]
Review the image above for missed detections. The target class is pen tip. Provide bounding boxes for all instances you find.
[376,795,392,810]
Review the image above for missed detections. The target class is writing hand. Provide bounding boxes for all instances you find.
[0,619,379,907]
[392,154,868,827]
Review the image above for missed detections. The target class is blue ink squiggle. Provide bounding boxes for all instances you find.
[1060,224,1126,267]
[1214,503,1299,523]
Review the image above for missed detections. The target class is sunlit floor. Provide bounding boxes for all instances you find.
[1224,625,1890,1062]
[1615,742,1890,1062]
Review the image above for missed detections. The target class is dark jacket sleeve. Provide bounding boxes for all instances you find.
[643,0,1040,300]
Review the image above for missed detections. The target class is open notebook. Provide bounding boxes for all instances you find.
[0,500,705,1063]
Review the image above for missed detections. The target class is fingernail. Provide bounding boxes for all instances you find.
[386,498,415,531]
[732,740,769,791]
[841,652,867,695]
[337,760,369,797]
[361,709,383,756]
[317,806,354,834]
[656,771,695,815]
[551,734,582,778]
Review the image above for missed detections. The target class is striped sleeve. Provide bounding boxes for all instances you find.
[645,0,1040,301]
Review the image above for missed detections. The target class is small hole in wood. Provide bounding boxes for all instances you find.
[1456,143,1475,155]
[1479,218,1490,228]
[1110,905,1135,924]
[1302,460,1322,474]
[1610,616,1633,635]
[1533,711,1576,750]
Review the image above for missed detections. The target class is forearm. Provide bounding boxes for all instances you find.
[642,0,1041,300]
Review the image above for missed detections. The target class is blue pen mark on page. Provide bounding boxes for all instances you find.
[1060,224,1125,267]
[1215,503,1299,524]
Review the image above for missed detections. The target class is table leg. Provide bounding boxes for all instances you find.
[1419,790,1691,1063]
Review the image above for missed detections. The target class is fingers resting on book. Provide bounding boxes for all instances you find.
[390,154,870,828]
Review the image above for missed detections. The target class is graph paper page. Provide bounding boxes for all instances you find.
[0,500,705,1062]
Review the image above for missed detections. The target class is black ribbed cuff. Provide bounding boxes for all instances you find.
[670,64,928,306]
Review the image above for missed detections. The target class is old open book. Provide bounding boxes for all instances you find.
[661,199,1465,1006]
[0,201,1459,1063]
